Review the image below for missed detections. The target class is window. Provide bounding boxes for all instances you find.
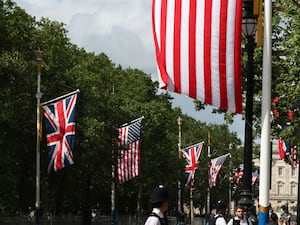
[291,183,297,196]
[278,167,283,176]
[277,183,283,195]
[292,167,296,176]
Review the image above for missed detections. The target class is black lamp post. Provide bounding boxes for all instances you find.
[238,0,257,211]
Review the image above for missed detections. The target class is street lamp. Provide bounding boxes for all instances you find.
[238,0,257,212]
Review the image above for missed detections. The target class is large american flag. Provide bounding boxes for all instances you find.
[116,117,143,184]
[181,142,204,189]
[43,93,78,173]
[152,0,243,113]
[209,153,229,188]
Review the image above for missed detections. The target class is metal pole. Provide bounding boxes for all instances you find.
[240,34,255,208]
[228,144,233,216]
[206,132,211,223]
[297,129,300,223]
[177,117,182,225]
[206,187,210,221]
[35,50,43,225]
[111,84,116,225]
[111,148,116,225]
[190,187,194,223]
[258,0,272,224]
[239,0,256,211]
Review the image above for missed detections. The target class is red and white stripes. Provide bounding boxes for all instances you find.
[152,0,243,113]
[117,142,140,184]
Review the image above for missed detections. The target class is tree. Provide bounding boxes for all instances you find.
[270,0,300,145]
[0,0,244,216]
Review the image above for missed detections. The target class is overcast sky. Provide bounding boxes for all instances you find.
[14,0,244,142]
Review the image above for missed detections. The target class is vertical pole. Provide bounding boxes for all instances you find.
[111,84,116,225]
[258,0,272,224]
[243,32,255,195]
[35,50,43,225]
[111,147,116,225]
[297,129,300,223]
[229,179,231,215]
[239,0,256,212]
[177,117,182,225]
[206,132,211,223]
[190,188,194,224]
[228,144,233,216]
[239,33,255,210]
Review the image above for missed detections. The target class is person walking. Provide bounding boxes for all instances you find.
[214,201,227,225]
[144,185,169,225]
[278,216,287,225]
[266,213,278,225]
[227,205,252,225]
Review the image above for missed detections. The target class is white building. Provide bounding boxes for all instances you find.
[254,143,298,215]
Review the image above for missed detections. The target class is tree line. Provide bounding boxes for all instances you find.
[0,0,299,218]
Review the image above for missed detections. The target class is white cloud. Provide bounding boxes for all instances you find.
[16,0,155,73]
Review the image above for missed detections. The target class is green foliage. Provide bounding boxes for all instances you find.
[270,0,300,146]
[0,0,245,217]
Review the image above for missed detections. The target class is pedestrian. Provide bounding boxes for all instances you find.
[278,216,287,225]
[211,200,227,225]
[144,185,168,225]
[266,213,278,225]
[227,205,253,225]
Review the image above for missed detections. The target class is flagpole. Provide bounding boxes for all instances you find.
[190,187,194,223]
[258,0,272,224]
[177,117,182,225]
[111,147,116,225]
[119,116,145,128]
[228,144,233,216]
[183,142,205,151]
[35,50,43,225]
[40,89,80,106]
[206,131,211,224]
[111,83,116,225]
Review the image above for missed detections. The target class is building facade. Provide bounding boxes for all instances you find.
[254,143,298,215]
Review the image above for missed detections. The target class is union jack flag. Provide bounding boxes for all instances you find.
[181,142,204,189]
[209,153,229,188]
[116,117,143,184]
[43,93,78,173]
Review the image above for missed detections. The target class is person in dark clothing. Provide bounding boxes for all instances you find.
[266,213,278,225]
[144,185,169,225]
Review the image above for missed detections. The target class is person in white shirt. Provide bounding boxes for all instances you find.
[215,201,228,225]
[227,205,253,225]
[144,185,168,225]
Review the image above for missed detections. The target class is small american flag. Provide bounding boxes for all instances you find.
[252,171,258,186]
[116,117,143,184]
[181,142,204,189]
[292,146,298,168]
[209,153,229,188]
[43,93,78,173]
